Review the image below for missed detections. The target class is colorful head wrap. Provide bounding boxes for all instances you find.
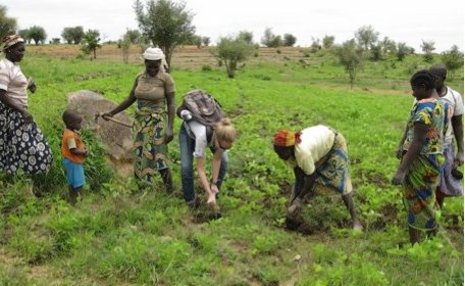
[143,47,168,72]
[2,35,25,51]
[273,129,300,147]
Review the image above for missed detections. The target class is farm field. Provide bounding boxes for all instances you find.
[0,45,464,285]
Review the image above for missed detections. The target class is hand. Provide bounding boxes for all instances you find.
[453,151,464,169]
[101,112,113,121]
[27,78,36,93]
[21,110,34,124]
[164,129,174,143]
[391,170,406,185]
[210,183,219,195]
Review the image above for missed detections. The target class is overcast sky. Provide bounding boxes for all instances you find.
[2,0,464,52]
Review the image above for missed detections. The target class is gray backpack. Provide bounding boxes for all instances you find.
[177,89,222,127]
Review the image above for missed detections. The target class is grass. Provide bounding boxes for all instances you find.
[0,49,463,285]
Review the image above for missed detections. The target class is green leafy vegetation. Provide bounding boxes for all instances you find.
[0,50,463,285]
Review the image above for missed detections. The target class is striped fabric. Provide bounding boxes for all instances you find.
[0,58,28,107]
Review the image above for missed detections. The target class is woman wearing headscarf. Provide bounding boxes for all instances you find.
[102,47,175,191]
[273,125,363,231]
[0,35,53,175]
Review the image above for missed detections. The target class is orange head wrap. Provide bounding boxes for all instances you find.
[273,129,301,147]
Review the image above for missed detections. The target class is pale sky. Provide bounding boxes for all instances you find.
[2,0,464,52]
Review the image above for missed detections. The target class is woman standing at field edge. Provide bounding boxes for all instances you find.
[0,35,53,176]
[392,70,447,244]
[102,47,175,192]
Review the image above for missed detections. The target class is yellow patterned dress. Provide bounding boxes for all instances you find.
[132,71,174,184]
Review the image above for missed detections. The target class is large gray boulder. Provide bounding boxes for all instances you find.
[67,90,133,161]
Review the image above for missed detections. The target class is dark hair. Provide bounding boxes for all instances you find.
[430,64,447,80]
[410,70,435,90]
[62,109,81,127]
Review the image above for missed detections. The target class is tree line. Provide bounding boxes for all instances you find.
[1,2,463,82]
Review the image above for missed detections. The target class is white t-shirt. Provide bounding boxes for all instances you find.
[183,120,212,158]
[293,125,336,175]
[440,87,464,145]
[0,58,28,108]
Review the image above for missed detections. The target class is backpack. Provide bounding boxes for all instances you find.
[177,89,222,127]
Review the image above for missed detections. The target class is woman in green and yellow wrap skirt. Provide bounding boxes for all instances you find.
[392,70,447,244]
[103,47,175,192]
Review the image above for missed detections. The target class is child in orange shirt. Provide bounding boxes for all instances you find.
[61,110,88,204]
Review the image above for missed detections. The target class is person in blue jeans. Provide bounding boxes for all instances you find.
[179,116,237,209]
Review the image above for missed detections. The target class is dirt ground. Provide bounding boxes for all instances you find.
[27,44,310,69]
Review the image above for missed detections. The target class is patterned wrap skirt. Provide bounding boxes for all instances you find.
[403,154,444,231]
[314,132,353,195]
[0,102,53,175]
[132,105,169,184]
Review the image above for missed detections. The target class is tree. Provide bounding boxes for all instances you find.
[201,36,210,47]
[28,25,47,45]
[18,28,31,43]
[355,25,379,51]
[81,29,101,59]
[261,28,282,48]
[421,40,435,62]
[396,42,412,61]
[61,26,84,44]
[120,29,141,64]
[370,43,383,61]
[134,0,195,69]
[238,31,254,45]
[0,5,17,40]
[310,37,321,52]
[283,33,297,47]
[381,36,396,55]
[322,35,335,49]
[125,29,141,44]
[441,45,464,79]
[215,35,254,78]
[50,38,60,44]
[336,39,364,88]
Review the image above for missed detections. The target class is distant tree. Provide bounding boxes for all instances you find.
[381,36,396,55]
[336,39,364,88]
[310,37,321,52]
[125,29,141,44]
[370,43,383,61]
[355,25,379,51]
[261,28,282,48]
[81,29,101,59]
[441,45,464,79]
[215,35,255,78]
[202,36,210,47]
[61,26,84,44]
[0,5,17,40]
[134,0,195,69]
[283,33,297,47]
[50,38,60,44]
[396,42,412,61]
[18,28,31,43]
[421,40,435,62]
[28,25,47,45]
[191,34,202,48]
[238,31,254,45]
[322,35,335,49]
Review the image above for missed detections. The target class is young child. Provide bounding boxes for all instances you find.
[61,109,88,205]
[392,70,447,244]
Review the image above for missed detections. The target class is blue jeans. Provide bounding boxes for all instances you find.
[179,124,228,202]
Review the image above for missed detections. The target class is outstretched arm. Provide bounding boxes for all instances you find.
[103,76,138,118]
[165,91,175,143]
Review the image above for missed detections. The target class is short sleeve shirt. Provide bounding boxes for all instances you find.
[402,99,446,155]
[0,58,28,108]
[183,120,213,158]
[440,87,464,145]
[61,129,86,163]
[134,72,175,108]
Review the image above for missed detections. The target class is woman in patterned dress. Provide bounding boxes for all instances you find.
[392,70,447,244]
[0,35,52,176]
[273,125,363,231]
[102,48,175,192]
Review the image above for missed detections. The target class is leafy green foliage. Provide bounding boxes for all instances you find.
[61,26,84,44]
[81,29,101,59]
[336,39,364,88]
[0,5,16,40]
[215,35,255,78]
[134,0,195,68]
